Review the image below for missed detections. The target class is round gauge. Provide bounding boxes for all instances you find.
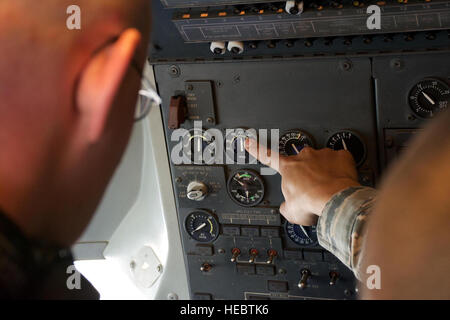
[225,129,257,164]
[185,211,219,243]
[279,130,315,156]
[182,129,216,164]
[285,222,318,247]
[227,169,265,207]
[326,131,366,167]
[409,78,449,119]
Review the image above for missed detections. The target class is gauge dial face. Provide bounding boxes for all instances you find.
[279,130,314,156]
[225,129,257,164]
[409,79,449,119]
[185,211,219,243]
[326,131,366,167]
[285,222,318,247]
[182,129,216,164]
[227,170,265,207]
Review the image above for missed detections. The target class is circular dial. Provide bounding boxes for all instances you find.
[279,130,315,156]
[182,129,216,164]
[285,222,318,247]
[185,211,219,243]
[326,131,366,167]
[227,170,265,207]
[409,79,449,119]
[225,129,257,164]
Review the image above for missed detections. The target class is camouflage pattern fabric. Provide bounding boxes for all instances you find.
[317,186,377,281]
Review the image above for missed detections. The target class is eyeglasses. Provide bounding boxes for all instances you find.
[131,59,162,122]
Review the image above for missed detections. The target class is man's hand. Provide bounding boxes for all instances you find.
[245,139,361,226]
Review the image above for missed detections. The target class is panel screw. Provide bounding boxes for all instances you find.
[233,75,241,83]
[340,60,352,71]
[175,177,182,183]
[408,114,416,121]
[169,65,180,77]
[130,261,136,270]
[187,84,194,91]
[157,264,163,273]
[391,59,403,70]
[206,117,214,124]
[218,248,225,254]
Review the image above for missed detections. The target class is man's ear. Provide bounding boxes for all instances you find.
[76,29,142,142]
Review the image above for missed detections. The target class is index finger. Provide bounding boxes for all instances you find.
[245,138,284,172]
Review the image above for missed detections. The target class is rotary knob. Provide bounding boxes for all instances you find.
[186,181,208,201]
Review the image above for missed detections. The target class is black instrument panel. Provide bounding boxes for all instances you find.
[151,0,450,300]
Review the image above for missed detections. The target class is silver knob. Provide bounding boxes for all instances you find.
[186,181,208,201]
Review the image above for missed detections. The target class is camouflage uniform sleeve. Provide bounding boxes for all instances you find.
[317,186,377,281]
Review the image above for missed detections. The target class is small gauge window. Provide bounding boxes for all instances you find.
[185,211,219,243]
[279,130,315,156]
[227,169,265,207]
[409,78,449,119]
[285,222,318,247]
[326,131,366,167]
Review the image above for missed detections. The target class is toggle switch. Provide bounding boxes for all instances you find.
[298,269,311,289]
[168,95,187,129]
[248,249,259,263]
[230,248,241,263]
[200,263,212,272]
[266,249,278,264]
[329,271,340,286]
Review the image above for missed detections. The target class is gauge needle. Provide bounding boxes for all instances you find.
[342,139,348,151]
[193,223,207,232]
[246,190,249,200]
[299,226,312,240]
[422,91,435,105]
[234,177,245,186]
[292,144,300,155]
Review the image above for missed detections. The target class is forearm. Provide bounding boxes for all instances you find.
[317,186,377,281]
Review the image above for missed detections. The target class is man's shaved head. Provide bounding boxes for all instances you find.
[0,0,150,109]
[0,0,152,245]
